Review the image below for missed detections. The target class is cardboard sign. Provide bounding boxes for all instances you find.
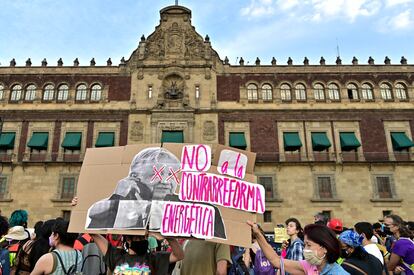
[68,143,260,247]
[274,227,289,244]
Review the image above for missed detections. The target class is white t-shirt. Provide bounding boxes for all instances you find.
[364,243,384,265]
[370,235,378,244]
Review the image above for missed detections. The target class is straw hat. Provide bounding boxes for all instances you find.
[4,226,30,241]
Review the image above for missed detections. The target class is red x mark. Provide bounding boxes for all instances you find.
[166,167,181,184]
[151,165,165,183]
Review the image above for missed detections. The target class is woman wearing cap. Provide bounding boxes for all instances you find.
[248,221,349,274]
[338,230,383,275]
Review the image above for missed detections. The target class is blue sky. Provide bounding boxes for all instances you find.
[1,0,413,66]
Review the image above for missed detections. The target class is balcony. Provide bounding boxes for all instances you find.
[312,152,334,162]
[393,151,411,161]
[0,152,15,162]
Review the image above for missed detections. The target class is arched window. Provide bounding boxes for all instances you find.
[90,84,102,101]
[76,84,87,101]
[280,84,291,101]
[43,84,55,101]
[261,84,272,101]
[57,84,69,101]
[361,83,373,100]
[395,83,407,100]
[380,83,392,100]
[346,83,359,100]
[313,83,325,100]
[25,84,37,101]
[10,84,22,101]
[295,83,306,101]
[0,84,3,100]
[328,83,340,100]
[247,84,258,101]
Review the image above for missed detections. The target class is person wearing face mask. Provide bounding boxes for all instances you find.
[91,232,184,274]
[30,218,82,275]
[384,215,414,275]
[247,221,349,275]
[338,230,383,275]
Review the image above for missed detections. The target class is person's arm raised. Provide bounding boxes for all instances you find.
[247,221,305,275]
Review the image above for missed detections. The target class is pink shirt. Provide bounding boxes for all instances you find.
[300,260,319,275]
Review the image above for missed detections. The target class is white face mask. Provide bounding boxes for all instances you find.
[303,249,325,266]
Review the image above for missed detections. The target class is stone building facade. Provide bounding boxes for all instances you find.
[0,5,413,230]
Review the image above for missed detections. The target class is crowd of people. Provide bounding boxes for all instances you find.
[0,208,413,275]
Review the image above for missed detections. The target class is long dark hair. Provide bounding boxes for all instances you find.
[28,219,56,271]
[285,217,304,240]
[304,224,340,263]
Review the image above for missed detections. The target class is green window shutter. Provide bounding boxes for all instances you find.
[229,132,247,150]
[391,132,414,151]
[161,131,184,143]
[0,132,16,149]
[27,132,49,150]
[61,132,82,150]
[95,132,115,147]
[311,132,331,151]
[283,132,302,151]
[339,132,361,151]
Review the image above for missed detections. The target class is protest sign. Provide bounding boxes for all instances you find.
[68,143,262,247]
[274,227,289,244]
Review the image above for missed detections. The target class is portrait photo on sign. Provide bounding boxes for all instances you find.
[85,146,227,240]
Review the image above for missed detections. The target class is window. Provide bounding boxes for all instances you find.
[313,83,325,101]
[161,131,184,143]
[395,83,407,100]
[382,210,392,217]
[62,211,71,222]
[247,84,258,101]
[0,84,3,100]
[195,85,200,99]
[280,84,291,101]
[263,211,272,223]
[390,132,414,151]
[61,132,82,151]
[57,84,69,101]
[328,83,340,100]
[0,177,7,199]
[339,132,361,151]
[229,132,247,150]
[283,132,302,151]
[295,83,306,101]
[10,84,22,101]
[43,84,54,101]
[317,176,333,199]
[25,84,36,101]
[322,210,332,220]
[148,85,153,99]
[76,84,87,101]
[347,83,359,100]
[361,83,373,100]
[258,176,274,199]
[372,175,398,200]
[61,177,76,199]
[95,132,115,147]
[27,132,49,151]
[261,84,272,101]
[91,84,102,101]
[380,83,392,100]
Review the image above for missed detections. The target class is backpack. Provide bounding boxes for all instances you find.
[228,246,251,275]
[80,243,106,275]
[52,250,83,275]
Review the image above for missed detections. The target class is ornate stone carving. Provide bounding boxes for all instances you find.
[162,75,185,100]
[203,121,216,141]
[130,121,144,141]
[145,29,165,58]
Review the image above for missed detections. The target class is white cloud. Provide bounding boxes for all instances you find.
[389,9,413,28]
[276,0,300,11]
[310,0,381,22]
[385,0,413,7]
[240,0,276,17]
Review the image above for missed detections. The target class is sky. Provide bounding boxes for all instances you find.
[0,0,414,67]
